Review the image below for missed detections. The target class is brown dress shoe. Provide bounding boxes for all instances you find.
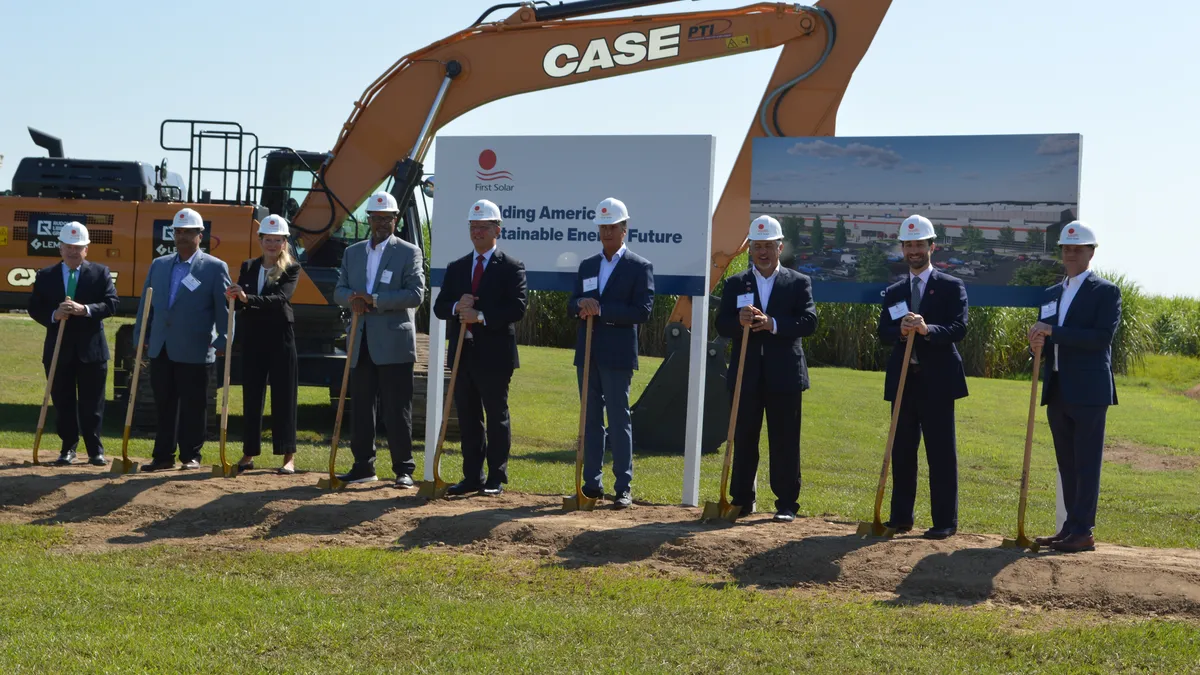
[1050,533,1095,553]
[1034,529,1068,547]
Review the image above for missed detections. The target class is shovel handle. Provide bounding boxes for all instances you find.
[575,316,594,497]
[218,296,235,466]
[34,296,72,463]
[718,324,752,505]
[873,335,916,525]
[328,311,360,480]
[123,288,154,463]
[1017,344,1043,539]
[431,325,467,484]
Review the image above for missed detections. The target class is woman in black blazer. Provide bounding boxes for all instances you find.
[225,215,300,474]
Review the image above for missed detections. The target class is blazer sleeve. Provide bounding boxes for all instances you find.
[132,261,155,344]
[234,260,252,311]
[244,263,299,310]
[567,265,586,318]
[772,274,818,338]
[924,278,968,344]
[432,260,458,321]
[28,270,54,327]
[878,288,903,346]
[333,248,354,308]
[1050,283,1121,350]
[598,259,654,324]
[85,266,118,320]
[715,276,744,339]
[212,261,233,351]
[374,245,425,311]
[477,259,528,328]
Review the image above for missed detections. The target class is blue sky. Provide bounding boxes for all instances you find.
[752,134,1080,204]
[1,0,1197,298]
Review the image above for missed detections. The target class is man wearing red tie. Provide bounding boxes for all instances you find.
[433,200,528,496]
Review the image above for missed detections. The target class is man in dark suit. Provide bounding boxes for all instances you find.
[876,215,969,540]
[715,216,819,522]
[1029,221,1120,553]
[27,222,119,466]
[433,199,528,496]
[567,197,654,508]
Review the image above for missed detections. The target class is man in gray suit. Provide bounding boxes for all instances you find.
[134,208,232,471]
[334,191,426,486]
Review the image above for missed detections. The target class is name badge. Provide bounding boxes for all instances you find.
[888,301,909,321]
[582,276,599,293]
[380,270,393,284]
[1040,300,1058,320]
[736,293,755,309]
[181,273,201,292]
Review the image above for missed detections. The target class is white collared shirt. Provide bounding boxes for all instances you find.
[365,237,389,294]
[1054,269,1091,371]
[908,265,933,306]
[598,244,627,294]
[752,264,779,334]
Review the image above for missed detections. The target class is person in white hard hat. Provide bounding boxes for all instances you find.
[876,215,969,539]
[433,199,528,496]
[1028,220,1120,553]
[567,197,654,508]
[715,215,818,522]
[27,221,118,466]
[133,207,234,471]
[224,215,301,474]
[333,191,426,487]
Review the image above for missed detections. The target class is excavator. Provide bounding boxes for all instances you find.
[0,0,891,444]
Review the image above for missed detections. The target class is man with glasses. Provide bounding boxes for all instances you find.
[333,191,426,486]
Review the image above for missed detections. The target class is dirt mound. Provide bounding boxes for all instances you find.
[1105,441,1200,472]
[3,449,1199,618]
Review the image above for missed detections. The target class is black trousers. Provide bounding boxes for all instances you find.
[888,370,959,529]
[1045,378,1108,537]
[45,356,107,457]
[454,342,514,486]
[350,333,415,477]
[730,360,803,513]
[151,347,209,463]
[241,329,298,456]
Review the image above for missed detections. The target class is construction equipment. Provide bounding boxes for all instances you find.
[701,323,751,522]
[563,316,598,512]
[317,310,360,491]
[2,0,891,452]
[857,335,915,537]
[111,288,152,475]
[27,299,69,466]
[418,325,467,500]
[211,296,238,478]
[1002,344,1043,552]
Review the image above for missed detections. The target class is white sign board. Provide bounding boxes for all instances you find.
[431,135,715,295]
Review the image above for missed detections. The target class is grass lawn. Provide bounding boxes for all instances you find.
[1,315,1198,548]
[1,524,1198,674]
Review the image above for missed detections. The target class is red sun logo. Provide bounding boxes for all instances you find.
[1068,228,1076,234]
[377,197,383,203]
[478,150,497,170]
[758,223,765,230]
[474,205,480,211]
[601,208,608,214]
[908,223,915,229]
[475,149,513,182]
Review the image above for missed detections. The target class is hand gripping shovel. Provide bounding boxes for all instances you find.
[212,296,238,478]
[418,324,467,500]
[1002,344,1043,552]
[857,335,916,537]
[318,310,360,491]
[701,324,751,522]
[111,288,153,475]
[563,315,598,512]
[28,297,71,466]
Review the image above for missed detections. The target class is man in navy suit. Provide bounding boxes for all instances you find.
[877,215,969,539]
[28,222,119,466]
[715,216,818,522]
[1029,221,1120,553]
[567,197,654,508]
[433,199,528,496]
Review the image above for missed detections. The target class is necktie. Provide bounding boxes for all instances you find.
[910,276,921,313]
[66,268,78,298]
[471,255,485,294]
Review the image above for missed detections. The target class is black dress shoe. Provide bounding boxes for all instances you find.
[179,458,201,470]
[582,486,604,500]
[481,481,504,496]
[336,467,378,484]
[236,461,255,473]
[613,491,632,509]
[1050,533,1095,553]
[88,454,108,467]
[773,510,796,523]
[54,450,78,466]
[141,458,175,472]
[884,520,914,534]
[1034,529,1069,547]
[446,480,481,496]
[922,526,957,540]
[393,474,415,489]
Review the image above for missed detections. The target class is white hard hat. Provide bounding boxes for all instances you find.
[258,214,290,236]
[1057,220,1097,246]
[365,191,400,213]
[748,215,783,241]
[469,199,502,222]
[173,207,205,230]
[593,197,629,225]
[57,221,90,246]
[898,215,935,241]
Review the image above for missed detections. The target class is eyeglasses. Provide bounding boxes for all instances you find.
[368,214,396,224]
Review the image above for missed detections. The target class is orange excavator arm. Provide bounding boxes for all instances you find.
[293,0,891,326]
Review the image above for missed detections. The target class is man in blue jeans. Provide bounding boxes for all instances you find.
[567,197,654,508]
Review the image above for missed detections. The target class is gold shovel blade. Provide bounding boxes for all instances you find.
[317,475,345,491]
[109,459,140,475]
[562,494,598,512]
[211,463,236,478]
[417,480,449,500]
[856,521,894,538]
[700,501,742,523]
[1000,536,1040,552]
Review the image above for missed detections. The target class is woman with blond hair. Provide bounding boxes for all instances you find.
[226,214,301,473]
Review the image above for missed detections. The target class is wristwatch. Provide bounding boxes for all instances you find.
[371,293,379,308]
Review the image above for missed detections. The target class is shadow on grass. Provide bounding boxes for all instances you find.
[392,504,560,550]
[879,547,1030,608]
[109,483,323,544]
[31,473,187,524]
